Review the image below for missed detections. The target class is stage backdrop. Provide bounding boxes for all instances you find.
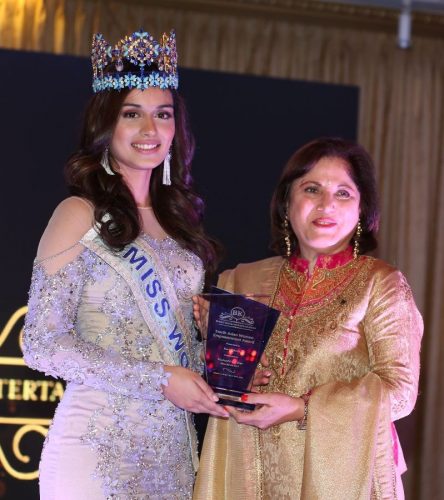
[0,48,358,499]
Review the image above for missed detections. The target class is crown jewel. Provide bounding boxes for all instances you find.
[91,29,178,93]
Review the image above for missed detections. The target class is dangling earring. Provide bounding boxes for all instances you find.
[353,220,362,259]
[162,148,172,185]
[100,147,115,176]
[283,213,292,258]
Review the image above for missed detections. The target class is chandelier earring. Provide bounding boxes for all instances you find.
[100,147,115,176]
[283,214,292,258]
[353,219,362,259]
[162,148,172,186]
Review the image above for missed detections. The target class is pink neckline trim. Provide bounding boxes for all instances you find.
[289,246,354,273]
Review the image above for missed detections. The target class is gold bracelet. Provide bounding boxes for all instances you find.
[297,391,311,430]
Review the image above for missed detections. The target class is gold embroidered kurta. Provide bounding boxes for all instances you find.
[194,250,423,500]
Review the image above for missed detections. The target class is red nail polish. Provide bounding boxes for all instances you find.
[241,394,248,402]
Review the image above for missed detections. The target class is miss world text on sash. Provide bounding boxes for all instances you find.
[122,245,190,368]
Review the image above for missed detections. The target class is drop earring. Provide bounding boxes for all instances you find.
[283,214,292,258]
[100,147,115,176]
[162,148,172,185]
[353,220,362,259]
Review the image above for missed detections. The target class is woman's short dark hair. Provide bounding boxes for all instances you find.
[270,137,380,257]
[65,65,220,281]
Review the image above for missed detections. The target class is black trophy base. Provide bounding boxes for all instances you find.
[214,389,255,411]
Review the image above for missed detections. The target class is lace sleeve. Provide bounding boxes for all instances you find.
[23,256,169,401]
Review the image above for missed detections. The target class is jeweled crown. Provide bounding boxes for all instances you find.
[91,29,178,93]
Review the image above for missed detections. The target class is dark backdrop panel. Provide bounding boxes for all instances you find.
[180,68,358,269]
[0,48,357,499]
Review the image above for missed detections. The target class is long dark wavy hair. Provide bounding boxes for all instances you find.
[65,69,221,280]
[270,137,380,257]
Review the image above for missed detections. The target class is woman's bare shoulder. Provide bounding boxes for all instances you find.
[36,197,95,263]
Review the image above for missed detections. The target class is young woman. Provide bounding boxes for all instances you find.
[23,29,228,499]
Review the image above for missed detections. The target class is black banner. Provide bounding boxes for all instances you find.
[0,48,357,499]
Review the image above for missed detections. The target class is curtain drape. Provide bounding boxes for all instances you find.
[1,1,443,498]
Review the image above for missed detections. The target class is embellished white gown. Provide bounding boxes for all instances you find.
[23,198,204,499]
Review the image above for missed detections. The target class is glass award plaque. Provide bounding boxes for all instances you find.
[198,287,280,410]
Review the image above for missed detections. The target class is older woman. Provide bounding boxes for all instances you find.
[194,138,423,500]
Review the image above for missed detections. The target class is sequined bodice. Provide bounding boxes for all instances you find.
[77,235,204,362]
[140,233,204,305]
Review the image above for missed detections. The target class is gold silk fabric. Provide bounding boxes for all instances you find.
[194,249,423,500]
